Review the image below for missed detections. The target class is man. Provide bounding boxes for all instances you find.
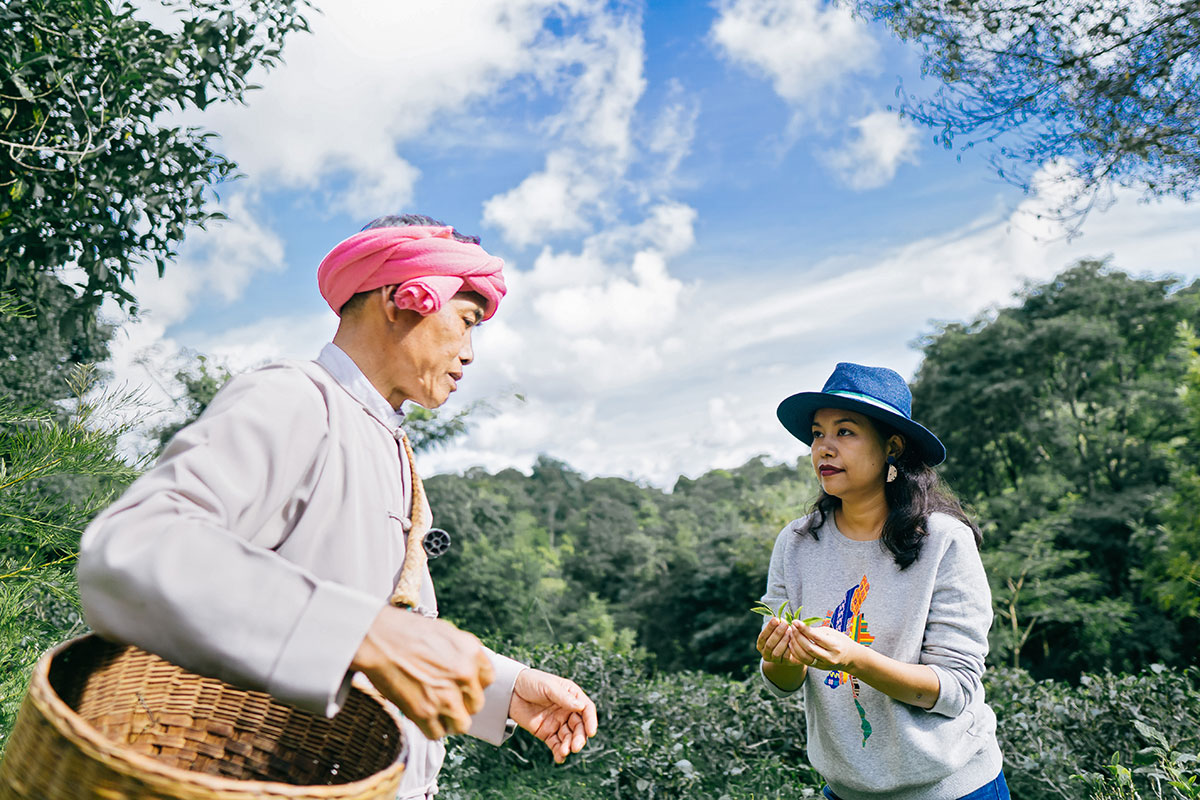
[78,215,598,799]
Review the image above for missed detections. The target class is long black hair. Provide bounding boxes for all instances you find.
[798,418,981,569]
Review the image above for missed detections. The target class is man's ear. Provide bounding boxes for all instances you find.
[380,285,402,322]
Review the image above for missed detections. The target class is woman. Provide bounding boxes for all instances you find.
[757,362,1007,800]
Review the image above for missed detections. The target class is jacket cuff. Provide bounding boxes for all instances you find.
[267,581,384,716]
[467,650,526,745]
[926,664,966,717]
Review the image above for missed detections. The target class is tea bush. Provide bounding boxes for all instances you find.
[987,665,1200,800]
[442,642,1200,799]
[440,640,822,800]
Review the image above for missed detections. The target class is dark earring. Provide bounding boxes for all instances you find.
[886,455,898,483]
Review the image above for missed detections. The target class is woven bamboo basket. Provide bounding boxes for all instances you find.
[0,635,405,800]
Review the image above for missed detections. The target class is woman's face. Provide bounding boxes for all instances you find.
[810,408,901,501]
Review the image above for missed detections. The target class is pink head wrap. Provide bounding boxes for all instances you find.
[317,225,506,320]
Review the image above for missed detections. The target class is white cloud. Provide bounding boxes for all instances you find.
[422,178,1200,485]
[640,82,701,200]
[193,0,573,213]
[482,151,606,247]
[711,0,880,108]
[123,194,286,329]
[827,111,922,189]
[539,6,647,161]
[468,203,697,399]
[482,2,651,247]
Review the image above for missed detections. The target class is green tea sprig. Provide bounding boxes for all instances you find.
[751,601,822,626]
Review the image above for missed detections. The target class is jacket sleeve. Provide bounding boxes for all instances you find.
[465,649,527,745]
[77,367,383,717]
[921,519,993,718]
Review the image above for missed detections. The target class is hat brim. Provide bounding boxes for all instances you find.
[776,392,946,467]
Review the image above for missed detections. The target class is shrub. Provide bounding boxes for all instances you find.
[988,665,1200,800]
[440,640,822,799]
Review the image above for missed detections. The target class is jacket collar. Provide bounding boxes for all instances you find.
[316,342,408,434]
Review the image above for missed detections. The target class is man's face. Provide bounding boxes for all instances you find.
[382,292,485,409]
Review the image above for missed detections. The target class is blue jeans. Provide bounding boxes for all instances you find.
[822,771,1010,800]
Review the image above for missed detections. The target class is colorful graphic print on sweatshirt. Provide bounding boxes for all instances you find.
[822,576,875,746]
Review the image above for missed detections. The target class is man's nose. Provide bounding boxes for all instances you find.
[459,332,474,365]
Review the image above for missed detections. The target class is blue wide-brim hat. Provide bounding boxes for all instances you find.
[776,362,946,466]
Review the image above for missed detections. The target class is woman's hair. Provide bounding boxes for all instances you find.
[798,417,982,569]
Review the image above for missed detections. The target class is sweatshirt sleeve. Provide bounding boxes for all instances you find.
[921,518,993,718]
[77,367,383,718]
[759,523,802,698]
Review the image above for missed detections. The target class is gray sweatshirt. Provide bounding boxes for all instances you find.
[760,512,1002,800]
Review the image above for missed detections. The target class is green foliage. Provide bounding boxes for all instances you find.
[440,640,821,800]
[0,365,141,752]
[751,600,822,627]
[984,502,1132,669]
[0,272,112,410]
[987,664,1200,800]
[1081,721,1200,800]
[1140,321,1200,618]
[439,647,1200,800]
[913,261,1199,677]
[854,0,1200,222]
[426,455,819,677]
[0,0,310,310]
[406,401,496,455]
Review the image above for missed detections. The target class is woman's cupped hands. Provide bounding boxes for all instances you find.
[756,617,859,672]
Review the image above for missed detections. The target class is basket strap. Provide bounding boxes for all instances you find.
[389,435,429,610]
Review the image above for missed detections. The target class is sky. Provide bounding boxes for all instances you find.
[106,0,1200,486]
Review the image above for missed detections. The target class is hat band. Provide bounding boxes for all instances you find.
[826,390,908,420]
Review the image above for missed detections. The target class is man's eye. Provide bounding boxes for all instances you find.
[838,428,853,436]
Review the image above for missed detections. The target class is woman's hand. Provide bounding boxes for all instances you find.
[757,616,809,692]
[789,620,941,708]
[757,616,808,665]
[787,621,863,672]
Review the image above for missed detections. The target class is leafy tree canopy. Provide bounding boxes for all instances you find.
[0,0,310,312]
[913,261,1200,675]
[855,0,1200,221]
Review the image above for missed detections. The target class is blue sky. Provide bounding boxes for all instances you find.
[109,0,1200,485]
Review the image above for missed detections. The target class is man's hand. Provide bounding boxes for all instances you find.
[351,606,494,740]
[508,669,598,764]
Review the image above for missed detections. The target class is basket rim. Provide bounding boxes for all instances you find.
[28,633,406,799]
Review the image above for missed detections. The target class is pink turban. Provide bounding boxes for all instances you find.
[317,225,506,320]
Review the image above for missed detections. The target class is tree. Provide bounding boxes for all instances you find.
[855,0,1200,223]
[983,502,1131,670]
[1140,320,1200,619]
[0,274,111,410]
[1,0,310,312]
[147,352,233,453]
[912,261,1200,676]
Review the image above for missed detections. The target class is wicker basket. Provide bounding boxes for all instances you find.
[0,635,405,800]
